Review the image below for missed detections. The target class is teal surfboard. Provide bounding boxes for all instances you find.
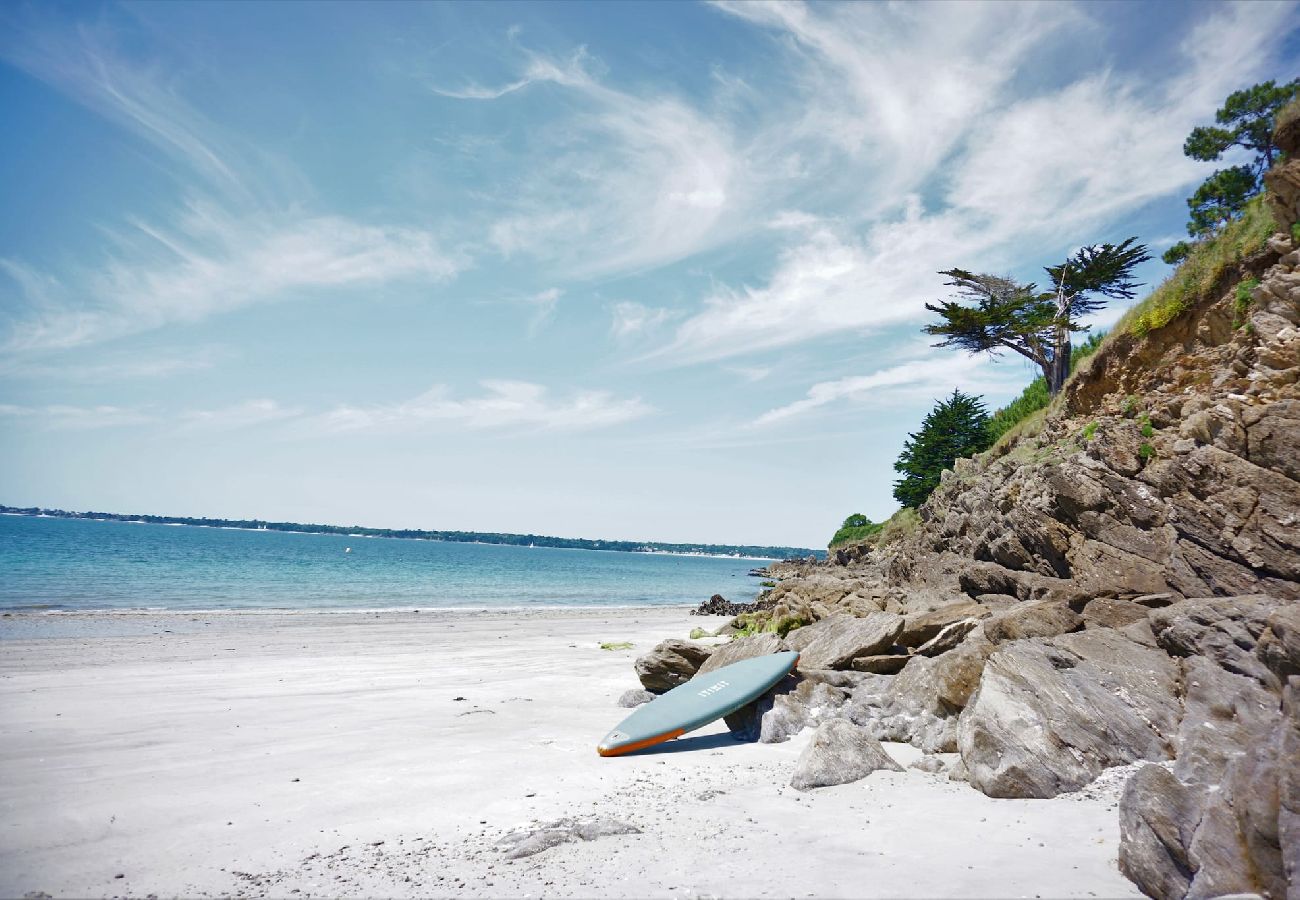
[598,651,799,756]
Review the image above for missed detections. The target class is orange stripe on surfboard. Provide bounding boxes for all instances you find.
[596,728,685,757]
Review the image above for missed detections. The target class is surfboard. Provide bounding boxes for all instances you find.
[597,650,799,757]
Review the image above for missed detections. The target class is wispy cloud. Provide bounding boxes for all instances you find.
[2,202,462,352]
[0,14,463,354]
[312,380,652,434]
[754,353,1025,427]
[0,402,155,429]
[178,399,301,432]
[436,45,748,278]
[653,0,1298,365]
[610,301,674,339]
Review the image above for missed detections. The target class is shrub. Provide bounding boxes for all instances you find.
[1082,421,1099,441]
[1138,443,1156,460]
[1234,277,1260,328]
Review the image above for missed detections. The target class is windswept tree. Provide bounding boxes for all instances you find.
[1164,79,1299,264]
[893,390,991,509]
[923,238,1150,396]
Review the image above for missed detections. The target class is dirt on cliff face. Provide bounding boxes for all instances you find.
[698,224,1299,898]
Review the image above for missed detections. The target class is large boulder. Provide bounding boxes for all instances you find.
[982,598,1082,645]
[958,628,1181,798]
[1117,662,1292,899]
[1150,595,1284,689]
[789,719,902,791]
[793,612,904,670]
[1119,764,1199,899]
[633,639,713,693]
[897,602,989,647]
[696,633,788,675]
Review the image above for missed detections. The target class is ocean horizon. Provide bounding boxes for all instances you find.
[0,513,768,613]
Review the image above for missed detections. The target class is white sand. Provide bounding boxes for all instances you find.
[0,608,1141,898]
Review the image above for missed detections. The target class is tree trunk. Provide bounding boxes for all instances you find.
[1047,333,1071,395]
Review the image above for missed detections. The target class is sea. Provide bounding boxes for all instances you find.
[0,514,768,613]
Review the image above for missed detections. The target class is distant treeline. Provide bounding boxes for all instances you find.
[1,505,822,561]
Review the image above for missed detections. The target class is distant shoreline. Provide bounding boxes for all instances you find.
[0,505,822,560]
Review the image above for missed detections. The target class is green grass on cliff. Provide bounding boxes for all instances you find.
[828,521,884,548]
[1121,196,1276,337]
[985,331,1105,442]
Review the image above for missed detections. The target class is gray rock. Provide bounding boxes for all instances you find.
[982,599,1083,645]
[1119,661,1291,900]
[1150,595,1284,689]
[695,633,787,676]
[1119,764,1198,899]
[1257,604,1300,684]
[617,688,654,708]
[898,603,988,647]
[633,639,713,693]
[958,628,1181,798]
[1082,596,1151,630]
[845,633,992,753]
[725,676,849,744]
[795,612,904,670]
[850,654,910,674]
[496,817,641,859]
[789,719,902,791]
[914,618,980,657]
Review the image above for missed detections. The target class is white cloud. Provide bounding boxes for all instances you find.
[525,287,562,335]
[610,301,674,339]
[437,46,747,277]
[2,202,462,352]
[179,399,300,432]
[654,0,1298,365]
[754,353,1026,427]
[0,402,154,429]
[313,380,652,433]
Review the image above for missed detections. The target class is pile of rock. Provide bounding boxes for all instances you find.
[623,211,1300,896]
[690,593,759,616]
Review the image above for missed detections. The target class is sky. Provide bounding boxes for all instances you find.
[1,1,1296,549]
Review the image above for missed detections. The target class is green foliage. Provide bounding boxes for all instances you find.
[759,580,777,588]
[925,240,1148,395]
[893,390,992,508]
[1082,421,1099,441]
[600,641,633,651]
[828,518,884,548]
[1186,167,1257,237]
[1121,395,1140,417]
[840,513,870,529]
[986,332,1105,442]
[987,377,1050,442]
[1176,79,1298,240]
[1138,443,1156,460]
[1162,241,1194,265]
[688,627,710,640]
[1235,277,1260,329]
[1124,197,1276,337]
[1184,79,1299,174]
[1292,222,1300,244]
[1140,421,1155,439]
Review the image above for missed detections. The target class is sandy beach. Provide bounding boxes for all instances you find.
[0,608,1142,898]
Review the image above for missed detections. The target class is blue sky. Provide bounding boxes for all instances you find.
[1,1,1296,549]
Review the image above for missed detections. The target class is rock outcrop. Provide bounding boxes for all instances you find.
[789,719,902,791]
[631,209,1300,897]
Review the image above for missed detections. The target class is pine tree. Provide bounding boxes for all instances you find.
[892,390,992,509]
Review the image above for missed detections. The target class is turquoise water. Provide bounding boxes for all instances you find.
[0,514,767,611]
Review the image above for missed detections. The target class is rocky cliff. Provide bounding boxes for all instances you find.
[639,126,1300,898]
